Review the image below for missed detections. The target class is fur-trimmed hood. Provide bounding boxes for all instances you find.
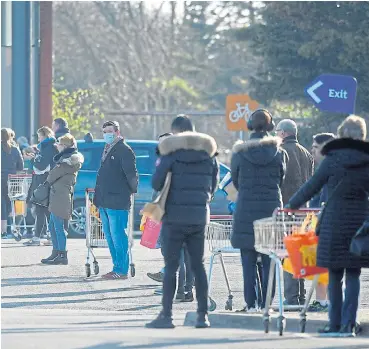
[232,136,282,166]
[54,148,84,170]
[158,132,217,158]
[321,138,369,169]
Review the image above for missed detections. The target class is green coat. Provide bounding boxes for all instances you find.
[47,148,84,220]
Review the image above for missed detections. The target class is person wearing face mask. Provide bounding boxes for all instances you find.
[93,121,138,280]
[40,134,84,265]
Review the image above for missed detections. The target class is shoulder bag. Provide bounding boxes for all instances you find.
[141,172,172,223]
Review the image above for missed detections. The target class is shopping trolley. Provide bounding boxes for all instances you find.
[7,174,32,241]
[206,215,238,312]
[85,189,136,278]
[254,208,321,336]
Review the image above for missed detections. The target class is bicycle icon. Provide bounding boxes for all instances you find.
[229,103,253,123]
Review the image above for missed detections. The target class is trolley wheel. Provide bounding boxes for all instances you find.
[225,298,233,311]
[93,261,99,275]
[85,263,91,277]
[263,319,270,334]
[13,232,22,242]
[300,319,306,333]
[208,297,216,312]
[130,264,135,278]
[277,316,286,336]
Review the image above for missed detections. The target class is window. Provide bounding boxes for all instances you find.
[78,143,155,175]
[79,146,103,171]
[130,146,155,175]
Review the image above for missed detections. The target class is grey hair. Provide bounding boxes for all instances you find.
[337,115,367,140]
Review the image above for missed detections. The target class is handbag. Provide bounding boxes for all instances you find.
[30,175,63,208]
[141,172,172,223]
[350,220,369,257]
[30,181,51,207]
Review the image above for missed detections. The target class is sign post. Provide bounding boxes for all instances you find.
[226,94,259,139]
[305,74,357,114]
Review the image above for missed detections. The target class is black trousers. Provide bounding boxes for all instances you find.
[33,205,50,238]
[161,223,208,316]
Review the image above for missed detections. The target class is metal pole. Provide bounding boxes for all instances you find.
[1,2,12,128]
[11,1,31,139]
[30,1,40,142]
[39,1,53,128]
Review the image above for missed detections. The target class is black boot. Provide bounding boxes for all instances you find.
[145,312,175,329]
[43,251,68,265]
[195,312,210,328]
[41,249,58,264]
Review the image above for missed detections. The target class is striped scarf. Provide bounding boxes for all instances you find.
[101,136,123,163]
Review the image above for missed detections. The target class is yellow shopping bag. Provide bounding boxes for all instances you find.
[283,257,329,286]
[14,201,26,215]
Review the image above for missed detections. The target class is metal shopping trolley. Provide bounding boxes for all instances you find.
[254,208,321,336]
[7,174,32,241]
[206,215,238,312]
[85,189,136,278]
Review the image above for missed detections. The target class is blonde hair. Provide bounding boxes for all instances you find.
[57,133,76,148]
[337,115,367,140]
[37,126,54,138]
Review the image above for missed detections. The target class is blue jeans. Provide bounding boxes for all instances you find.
[99,208,129,275]
[241,249,275,309]
[328,268,361,328]
[49,213,67,251]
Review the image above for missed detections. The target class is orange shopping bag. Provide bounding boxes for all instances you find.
[140,217,162,249]
[283,257,329,285]
[284,213,327,278]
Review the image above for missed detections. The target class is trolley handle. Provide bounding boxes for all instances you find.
[277,208,320,214]
[8,174,32,178]
[210,215,233,220]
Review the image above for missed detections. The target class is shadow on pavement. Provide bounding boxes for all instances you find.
[73,336,302,349]
[1,294,156,308]
[1,264,41,268]
[1,276,158,288]
[2,286,158,299]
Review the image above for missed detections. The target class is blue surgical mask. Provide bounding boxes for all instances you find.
[103,133,115,145]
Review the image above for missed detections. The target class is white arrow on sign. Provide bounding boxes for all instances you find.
[307,80,323,103]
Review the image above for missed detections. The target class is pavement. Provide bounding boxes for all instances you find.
[2,238,369,348]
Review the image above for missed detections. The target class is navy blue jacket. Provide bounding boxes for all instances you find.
[152,132,219,226]
[94,140,138,210]
[230,132,287,250]
[289,138,369,269]
[27,137,58,203]
[310,184,328,208]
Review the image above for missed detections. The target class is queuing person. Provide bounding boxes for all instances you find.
[24,127,58,246]
[286,115,369,336]
[276,119,314,307]
[308,133,336,312]
[52,118,70,140]
[146,115,219,329]
[94,121,138,280]
[231,109,287,313]
[147,132,195,303]
[39,134,84,265]
[1,128,24,238]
